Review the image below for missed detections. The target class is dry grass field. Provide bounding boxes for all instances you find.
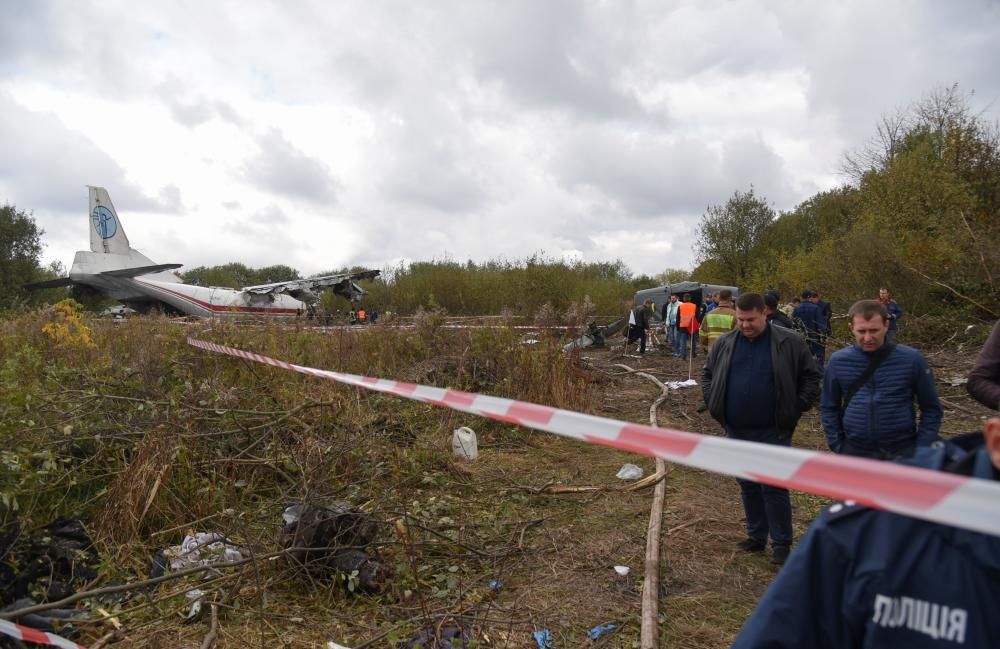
[0,310,992,648]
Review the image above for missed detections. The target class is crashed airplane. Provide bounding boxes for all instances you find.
[26,186,380,317]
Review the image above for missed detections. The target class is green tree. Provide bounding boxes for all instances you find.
[0,204,46,311]
[656,267,690,285]
[695,187,776,286]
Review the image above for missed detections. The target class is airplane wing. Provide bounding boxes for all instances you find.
[24,277,77,289]
[241,269,381,303]
[100,263,183,278]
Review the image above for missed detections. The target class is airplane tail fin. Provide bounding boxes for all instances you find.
[88,186,132,255]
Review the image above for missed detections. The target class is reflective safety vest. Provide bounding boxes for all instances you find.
[702,305,736,345]
[678,302,697,330]
[357,309,366,321]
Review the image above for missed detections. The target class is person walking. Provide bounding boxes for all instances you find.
[626,299,653,355]
[878,287,903,343]
[820,299,943,459]
[702,293,822,565]
[794,290,829,371]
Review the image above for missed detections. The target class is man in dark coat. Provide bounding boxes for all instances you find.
[626,299,653,354]
[794,290,829,371]
[702,293,822,565]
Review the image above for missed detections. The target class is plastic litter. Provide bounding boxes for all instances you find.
[452,426,478,460]
[666,378,698,390]
[613,566,630,576]
[489,579,504,591]
[327,643,352,649]
[615,464,643,480]
[533,629,554,648]
[587,623,618,640]
[164,532,243,571]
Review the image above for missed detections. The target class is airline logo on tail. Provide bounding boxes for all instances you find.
[92,205,117,239]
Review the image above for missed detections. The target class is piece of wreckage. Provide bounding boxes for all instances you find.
[562,318,627,352]
[24,186,380,318]
[280,501,386,593]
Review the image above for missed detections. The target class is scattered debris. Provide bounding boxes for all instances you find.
[0,519,99,609]
[488,579,504,591]
[163,532,243,571]
[562,319,626,352]
[666,378,698,390]
[532,628,554,648]
[280,502,384,593]
[452,426,479,461]
[587,622,618,640]
[615,464,643,481]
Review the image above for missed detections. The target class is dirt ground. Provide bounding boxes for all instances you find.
[404,334,993,648]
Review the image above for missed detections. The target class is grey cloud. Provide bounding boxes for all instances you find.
[242,129,338,204]
[464,1,646,120]
[0,94,153,215]
[555,125,799,219]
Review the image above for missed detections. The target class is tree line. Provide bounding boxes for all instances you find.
[693,85,999,320]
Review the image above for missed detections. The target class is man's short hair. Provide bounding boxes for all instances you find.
[763,293,779,310]
[683,293,691,300]
[801,290,814,299]
[847,299,889,324]
[766,289,781,302]
[736,293,766,312]
[643,299,653,306]
[720,288,733,301]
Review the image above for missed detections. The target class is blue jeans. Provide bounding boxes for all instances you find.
[670,324,679,355]
[677,329,691,358]
[727,427,793,547]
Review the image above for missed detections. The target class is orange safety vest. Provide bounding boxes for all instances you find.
[678,302,696,330]
[357,309,366,321]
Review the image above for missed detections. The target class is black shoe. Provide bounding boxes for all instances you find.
[771,545,790,565]
[736,538,767,552]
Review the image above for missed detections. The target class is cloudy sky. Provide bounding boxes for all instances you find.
[2,1,999,279]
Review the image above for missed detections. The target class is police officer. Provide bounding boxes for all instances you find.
[732,416,1000,648]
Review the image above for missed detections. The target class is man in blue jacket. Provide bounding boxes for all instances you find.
[793,290,828,371]
[821,300,943,459]
[731,416,1000,648]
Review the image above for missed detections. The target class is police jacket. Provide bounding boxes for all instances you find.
[701,324,821,436]
[702,303,736,345]
[820,343,943,454]
[732,445,1000,648]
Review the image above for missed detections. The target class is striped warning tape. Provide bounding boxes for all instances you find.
[188,338,1000,537]
[0,619,85,649]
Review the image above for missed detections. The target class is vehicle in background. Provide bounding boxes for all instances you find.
[633,281,741,321]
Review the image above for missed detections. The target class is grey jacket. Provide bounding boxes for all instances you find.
[702,323,822,436]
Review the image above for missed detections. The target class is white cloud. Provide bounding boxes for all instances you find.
[1,0,997,280]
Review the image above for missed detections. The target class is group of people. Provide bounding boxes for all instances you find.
[348,306,378,325]
[691,292,999,647]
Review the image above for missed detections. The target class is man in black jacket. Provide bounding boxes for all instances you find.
[702,293,822,565]
[764,293,796,330]
[626,299,653,354]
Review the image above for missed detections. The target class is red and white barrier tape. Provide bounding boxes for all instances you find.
[0,619,85,649]
[188,338,1000,537]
